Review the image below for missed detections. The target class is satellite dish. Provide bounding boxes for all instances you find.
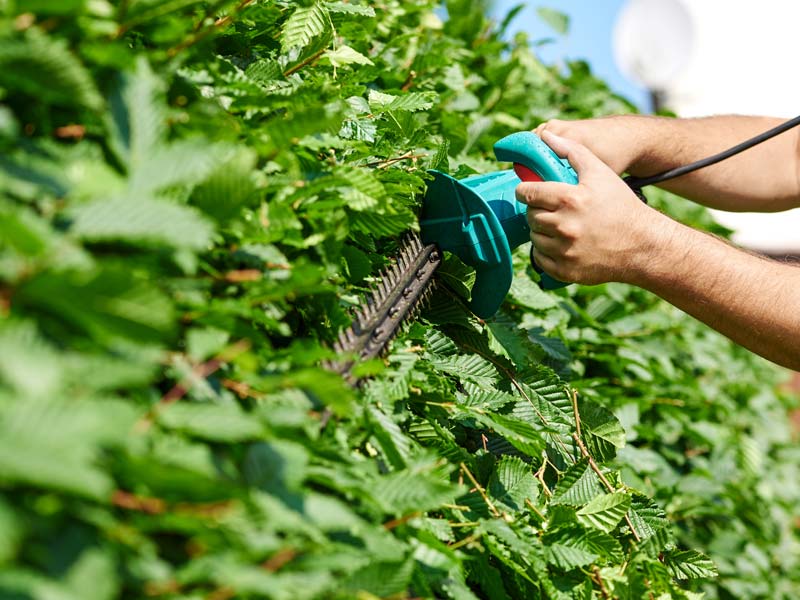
[613,0,694,90]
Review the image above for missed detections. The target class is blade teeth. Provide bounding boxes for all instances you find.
[388,264,401,285]
[326,234,437,385]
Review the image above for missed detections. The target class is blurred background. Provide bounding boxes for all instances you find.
[492,0,800,257]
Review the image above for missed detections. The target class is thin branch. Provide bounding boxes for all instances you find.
[283,48,326,77]
[571,430,641,543]
[383,511,421,530]
[592,566,611,600]
[525,498,546,522]
[401,70,417,92]
[167,0,254,56]
[571,388,582,439]
[262,548,297,572]
[460,462,500,518]
[449,532,482,550]
[135,339,251,432]
[570,390,641,542]
[364,151,427,169]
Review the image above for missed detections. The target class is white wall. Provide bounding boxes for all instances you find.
[625,0,800,253]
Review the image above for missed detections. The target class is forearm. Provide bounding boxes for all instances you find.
[624,114,800,212]
[625,212,800,370]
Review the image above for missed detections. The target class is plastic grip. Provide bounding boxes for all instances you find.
[492,132,579,290]
[493,131,579,185]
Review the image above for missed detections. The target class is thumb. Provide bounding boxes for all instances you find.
[540,129,605,179]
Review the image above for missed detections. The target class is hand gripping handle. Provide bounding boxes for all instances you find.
[493,132,579,290]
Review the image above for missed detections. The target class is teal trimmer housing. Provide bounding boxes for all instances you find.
[420,131,579,318]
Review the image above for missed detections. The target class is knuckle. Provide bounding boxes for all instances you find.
[558,190,577,209]
[556,222,580,240]
[561,244,579,261]
[517,183,536,205]
[571,186,589,204]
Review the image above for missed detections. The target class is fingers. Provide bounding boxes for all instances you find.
[531,247,559,278]
[539,130,604,179]
[527,208,558,235]
[516,181,574,210]
[534,119,566,137]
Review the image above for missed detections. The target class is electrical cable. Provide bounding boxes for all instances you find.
[623,114,800,194]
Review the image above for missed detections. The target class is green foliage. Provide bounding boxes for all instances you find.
[0,1,797,599]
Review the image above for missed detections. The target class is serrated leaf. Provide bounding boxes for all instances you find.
[488,456,539,510]
[664,550,718,580]
[436,253,476,301]
[627,496,671,542]
[344,555,415,597]
[325,45,373,68]
[474,412,546,457]
[430,354,499,388]
[106,56,165,170]
[368,90,438,113]
[428,138,450,172]
[551,458,604,506]
[0,396,137,500]
[70,196,215,251]
[544,526,623,569]
[282,4,329,52]
[326,1,375,16]
[0,27,102,110]
[372,467,456,514]
[348,209,416,237]
[157,402,264,442]
[576,492,631,533]
[245,58,283,83]
[368,405,411,470]
[190,148,258,222]
[579,400,626,463]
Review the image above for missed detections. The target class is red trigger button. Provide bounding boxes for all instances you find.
[513,163,543,182]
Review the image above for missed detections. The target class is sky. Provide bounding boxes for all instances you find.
[490,0,651,111]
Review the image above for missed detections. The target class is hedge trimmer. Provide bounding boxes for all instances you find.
[329,131,577,381]
[330,117,800,382]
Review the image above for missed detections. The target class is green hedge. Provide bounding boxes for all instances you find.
[0,1,798,598]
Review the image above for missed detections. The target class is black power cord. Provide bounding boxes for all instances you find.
[623,114,800,200]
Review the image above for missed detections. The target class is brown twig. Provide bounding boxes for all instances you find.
[383,511,422,530]
[112,490,166,514]
[166,0,254,56]
[592,566,611,600]
[571,389,582,439]
[400,70,417,92]
[262,548,297,572]
[283,48,327,77]
[135,339,251,432]
[365,151,427,169]
[534,460,552,497]
[221,378,264,399]
[449,532,482,550]
[525,498,546,522]
[460,462,500,518]
[570,394,641,543]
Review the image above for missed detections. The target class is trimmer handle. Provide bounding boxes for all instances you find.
[493,132,579,290]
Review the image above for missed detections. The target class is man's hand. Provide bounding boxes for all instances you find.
[534,116,647,175]
[515,130,664,285]
[518,128,800,370]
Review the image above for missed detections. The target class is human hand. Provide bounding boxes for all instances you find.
[535,115,651,175]
[516,130,669,286]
